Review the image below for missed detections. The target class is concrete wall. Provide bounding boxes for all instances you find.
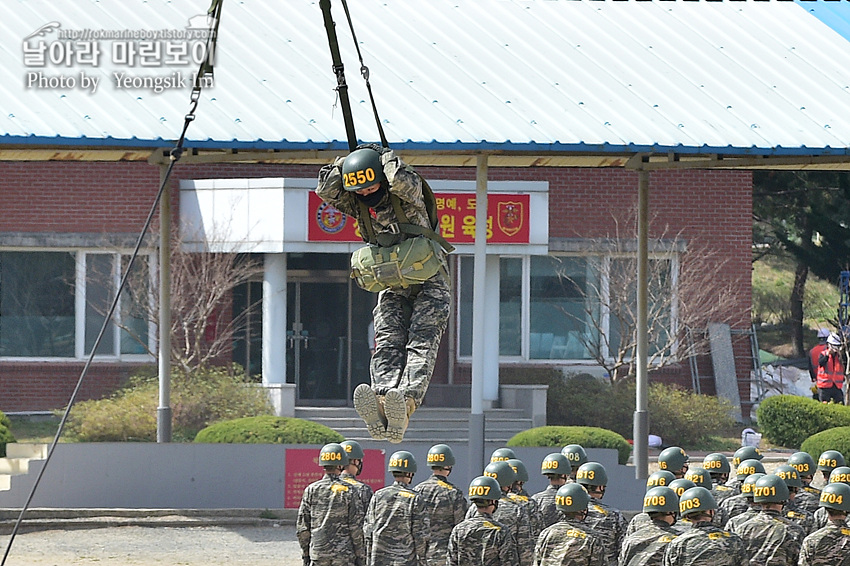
[0,443,646,512]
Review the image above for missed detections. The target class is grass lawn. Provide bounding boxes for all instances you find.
[7,414,64,444]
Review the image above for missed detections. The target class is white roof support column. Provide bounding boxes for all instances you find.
[469,154,489,476]
[157,164,172,443]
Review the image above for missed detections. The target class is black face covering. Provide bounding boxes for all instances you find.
[354,183,387,208]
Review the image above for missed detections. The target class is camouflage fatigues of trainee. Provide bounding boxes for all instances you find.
[618,518,680,566]
[534,516,606,566]
[448,510,519,566]
[510,492,544,539]
[723,477,743,496]
[792,486,821,515]
[316,149,450,408]
[723,505,759,532]
[531,485,563,529]
[661,522,749,566]
[364,481,430,566]
[726,509,805,566]
[341,471,374,516]
[625,513,652,537]
[414,474,468,566]
[711,484,737,508]
[297,473,366,566]
[466,495,535,566]
[812,505,850,530]
[583,499,628,566]
[718,493,749,521]
[798,520,850,566]
[783,499,815,535]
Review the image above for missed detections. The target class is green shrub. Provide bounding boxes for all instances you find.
[800,426,850,465]
[194,415,344,444]
[507,425,632,465]
[65,365,272,442]
[756,395,850,449]
[0,426,15,458]
[648,383,735,448]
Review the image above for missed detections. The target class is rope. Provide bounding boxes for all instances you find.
[0,1,223,562]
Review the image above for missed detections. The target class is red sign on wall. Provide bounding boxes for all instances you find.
[308,191,530,244]
[284,447,386,509]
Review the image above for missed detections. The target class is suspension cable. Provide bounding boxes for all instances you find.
[0,1,223,563]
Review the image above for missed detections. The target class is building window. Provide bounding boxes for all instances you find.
[457,253,675,362]
[0,250,154,360]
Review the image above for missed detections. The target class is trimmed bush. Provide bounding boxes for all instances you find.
[647,383,735,448]
[507,425,631,465]
[0,414,15,457]
[194,416,344,444]
[800,426,850,465]
[756,395,850,449]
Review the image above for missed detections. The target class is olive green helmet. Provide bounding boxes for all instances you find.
[555,483,590,513]
[561,444,588,468]
[828,466,850,485]
[788,452,816,477]
[819,482,850,512]
[319,443,348,467]
[736,458,766,479]
[658,447,689,473]
[753,474,789,503]
[773,465,802,489]
[684,467,712,490]
[668,478,696,498]
[732,446,763,467]
[741,473,765,499]
[576,462,607,487]
[468,475,501,502]
[507,459,529,483]
[643,486,679,514]
[340,440,364,460]
[483,460,516,489]
[541,453,572,476]
[388,450,417,474]
[703,453,731,475]
[490,448,517,463]
[341,148,384,191]
[818,450,846,473]
[646,470,676,489]
[427,444,456,468]
[678,486,717,516]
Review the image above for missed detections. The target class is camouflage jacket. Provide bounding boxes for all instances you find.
[414,474,468,566]
[341,471,374,520]
[531,484,563,529]
[723,477,743,496]
[798,520,850,566]
[618,519,680,566]
[625,513,652,537]
[584,499,628,566]
[812,505,850,531]
[711,483,737,508]
[297,473,366,566]
[723,505,760,532]
[466,495,535,566]
[661,521,749,566]
[534,517,606,566]
[782,500,815,535]
[727,509,805,566]
[364,481,430,566]
[794,486,821,515]
[447,510,519,566]
[509,491,544,539]
[719,493,750,521]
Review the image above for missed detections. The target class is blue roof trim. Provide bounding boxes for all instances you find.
[5,134,850,158]
[797,0,850,43]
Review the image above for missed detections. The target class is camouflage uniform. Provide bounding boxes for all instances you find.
[364,480,430,566]
[341,471,374,516]
[466,494,535,566]
[723,505,759,532]
[532,484,564,529]
[534,516,606,566]
[625,512,652,537]
[297,473,366,566]
[661,522,749,566]
[316,149,450,410]
[510,492,544,539]
[415,474,468,566]
[794,486,821,515]
[710,484,737,508]
[811,505,849,530]
[448,509,519,566]
[618,518,680,566]
[782,500,815,535]
[726,509,805,566]
[584,499,628,566]
[723,477,743,496]
[798,520,850,566]
[718,493,749,520]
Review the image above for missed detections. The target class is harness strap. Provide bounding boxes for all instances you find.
[319,0,358,150]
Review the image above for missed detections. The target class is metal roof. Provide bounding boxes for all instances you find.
[4,0,850,161]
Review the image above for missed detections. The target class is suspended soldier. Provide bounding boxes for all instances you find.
[532,453,573,529]
[297,443,366,566]
[575,462,628,566]
[317,146,451,443]
[533,483,605,566]
[798,482,850,566]
[618,486,680,566]
[448,475,519,566]
[415,444,468,566]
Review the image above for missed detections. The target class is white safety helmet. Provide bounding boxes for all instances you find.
[827,332,842,346]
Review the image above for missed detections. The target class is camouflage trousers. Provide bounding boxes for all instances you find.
[370,273,450,408]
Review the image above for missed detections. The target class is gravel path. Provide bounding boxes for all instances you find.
[0,524,304,566]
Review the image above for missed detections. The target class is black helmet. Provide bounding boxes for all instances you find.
[828,466,850,485]
[668,478,696,498]
[741,473,765,499]
[483,461,516,489]
[340,440,365,460]
[541,453,572,476]
[507,459,529,483]
[646,470,676,489]
[576,462,607,487]
[658,447,689,473]
[732,446,763,467]
[490,448,517,463]
[818,450,847,473]
[341,148,384,191]
[555,483,590,513]
[819,482,850,512]
[788,452,816,477]
[703,453,731,475]
[561,444,588,468]
[753,474,789,504]
[773,465,802,489]
[427,444,456,468]
[678,486,717,516]
[643,486,679,514]
[736,458,766,479]
[468,475,501,502]
[388,450,417,474]
[684,467,712,490]
[319,443,349,467]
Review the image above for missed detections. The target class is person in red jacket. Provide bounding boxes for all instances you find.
[808,328,830,400]
[817,332,846,404]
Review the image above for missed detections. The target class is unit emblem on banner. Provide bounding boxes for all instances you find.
[498,201,524,237]
[317,202,346,234]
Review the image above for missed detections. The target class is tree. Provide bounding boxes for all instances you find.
[553,215,742,385]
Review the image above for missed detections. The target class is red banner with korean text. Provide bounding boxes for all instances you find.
[308,192,530,244]
[284,447,386,508]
